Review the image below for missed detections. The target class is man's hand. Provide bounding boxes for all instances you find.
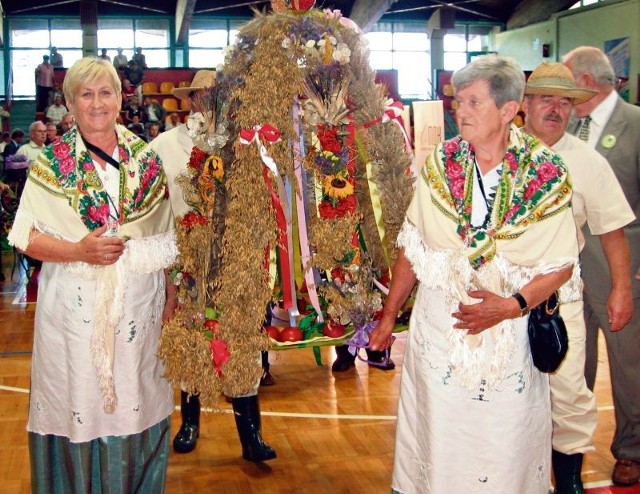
[607,286,633,331]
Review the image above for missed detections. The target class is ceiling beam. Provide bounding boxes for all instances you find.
[349,0,398,33]
[176,0,197,46]
[507,0,575,30]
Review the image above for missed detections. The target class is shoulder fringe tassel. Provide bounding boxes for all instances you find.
[397,220,581,390]
[9,214,178,413]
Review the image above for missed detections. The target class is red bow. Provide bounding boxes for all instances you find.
[239,123,281,144]
[382,100,405,125]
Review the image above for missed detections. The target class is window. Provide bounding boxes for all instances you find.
[366,23,431,100]
[443,25,492,71]
[188,19,233,69]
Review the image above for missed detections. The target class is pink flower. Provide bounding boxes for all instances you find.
[82,160,95,171]
[210,339,230,376]
[59,157,76,176]
[443,139,458,156]
[445,161,463,179]
[450,177,465,200]
[537,161,558,182]
[87,203,109,223]
[524,178,543,200]
[53,143,71,159]
[504,204,521,222]
[505,151,518,172]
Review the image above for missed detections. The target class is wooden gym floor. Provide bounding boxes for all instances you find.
[0,252,638,494]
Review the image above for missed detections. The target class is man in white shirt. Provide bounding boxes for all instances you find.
[564,46,640,487]
[16,121,47,169]
[522,62,635,494]
[45,96,68,126]
[150,70,276,462]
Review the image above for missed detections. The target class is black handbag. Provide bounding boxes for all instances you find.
[527,291,568,373]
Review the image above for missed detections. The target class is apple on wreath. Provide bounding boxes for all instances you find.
[323,322,346,338]
[203,319,219,335]
[279,326,304,342]
[265,325,281,341]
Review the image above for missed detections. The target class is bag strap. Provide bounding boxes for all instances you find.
[81,136,120,170]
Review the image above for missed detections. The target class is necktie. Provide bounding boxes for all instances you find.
[578,116,591,142]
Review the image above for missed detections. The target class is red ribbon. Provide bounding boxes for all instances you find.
[239,123,281,144]
[262,166,294,310]
[361,100,406,130]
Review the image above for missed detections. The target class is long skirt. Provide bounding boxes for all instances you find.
[29,417,170,494]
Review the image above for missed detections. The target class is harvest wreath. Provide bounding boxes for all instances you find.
[159,1,414,406]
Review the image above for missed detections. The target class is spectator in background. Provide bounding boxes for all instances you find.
[99,49,111,62]
[121,79,136,109]
[126,59,145,87]
[129,122,147,142]
[164,112,181,131]
[0,132,10,175]
[50,47,63,68]
[45,96,68,126]
[113,48,128,71]
[147,122,161,141]
[47,82,65,109]
[124,95,147,125]
[132,48,148,69]
[3,129,25,162]
[5,126,34,197]
[142,96,166,131]
[16,121,47,170]
[45,123,58,145]
[35,55,54,113]
[58,112,74,135]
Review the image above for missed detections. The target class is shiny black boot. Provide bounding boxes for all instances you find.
[232,395,276,462]
[173,391,200,453]
[553,450,584,494]
[331,344,356,372]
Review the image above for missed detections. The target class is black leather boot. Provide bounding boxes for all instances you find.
[552,450,584,494]
[332,344,356,372]
[173,391,200,453]
[232,395,276,462]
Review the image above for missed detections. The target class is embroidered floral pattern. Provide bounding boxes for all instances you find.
[426,125,571,269]
[33,125,167,231]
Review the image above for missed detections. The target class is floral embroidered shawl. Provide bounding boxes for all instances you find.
[11,124,173,242]
[402,124,581,388]
[9,124,177,413]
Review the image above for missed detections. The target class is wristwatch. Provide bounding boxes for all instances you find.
[512,292,530,317]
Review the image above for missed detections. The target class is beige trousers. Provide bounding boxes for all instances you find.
[549,300,597,454]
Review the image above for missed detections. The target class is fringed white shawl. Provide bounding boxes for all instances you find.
[9,125,178,413]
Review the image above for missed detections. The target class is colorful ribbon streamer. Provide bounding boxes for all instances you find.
[292,101,324,323]
[240,123,295,310]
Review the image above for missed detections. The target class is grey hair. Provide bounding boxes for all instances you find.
[63,57,122,104]
[451,54,525,107]
[563,46,616,87]
[29,121,46,133]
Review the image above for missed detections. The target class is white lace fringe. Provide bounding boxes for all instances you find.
[398,220,581,390]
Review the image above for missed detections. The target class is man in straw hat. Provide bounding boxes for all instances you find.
[523,61,634,493]
[151,70,277,462]
[563,46,640,487]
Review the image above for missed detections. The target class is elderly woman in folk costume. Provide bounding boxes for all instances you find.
[370,55,582,493]
[9,57,177,492]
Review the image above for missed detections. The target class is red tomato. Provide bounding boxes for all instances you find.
[323,322,346,338]
[279,326,304,342]
[265,325,280,341]
[204,319,218,334]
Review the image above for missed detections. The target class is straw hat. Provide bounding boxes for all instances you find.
[173,70,216,100]
[524,62,597,104]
